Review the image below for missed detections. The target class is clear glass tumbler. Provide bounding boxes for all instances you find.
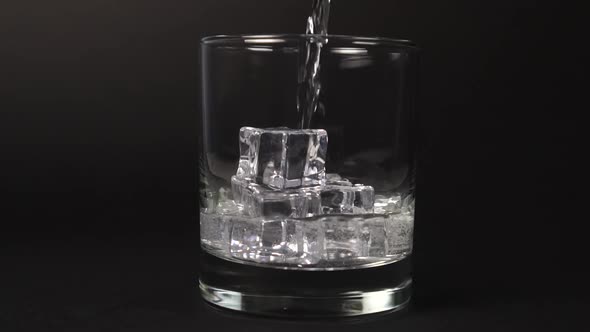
[199,35,419,317]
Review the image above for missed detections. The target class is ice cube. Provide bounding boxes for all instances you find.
[236,127,328,189]
[200,212,232,253]
[285,213,411,263]
[384,213,414,258]
[229,217,262,260]
[373,194,403,214]
[326,173,353,186]
[358,215,388,258]
[257,220,295,262]
[319,184,375,214]
[401,195,415,215]
[226,217,299,263]
[237,127,261,178]
[231,176,248,205]
[320,185,355,214]
[326,173,342,182]
[352,184,375,214]
[260,220,285,249]
[289,217,325,265]
[292,214,382,262]
[216,187,242,215]
[322,215,362,261]
[231,175,321,219]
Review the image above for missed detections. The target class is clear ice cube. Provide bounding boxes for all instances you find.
[257,220,298,263]
[401,195,415,214]
[202,211,413,266]
[326,173,353,186]
[231,175,321,219]
[200,212,232,252]
[236,127,328,189]
[373,194,402,214]
[292,218,325,265]
[323,215,362,261]
[229,217,262,260]
[319,184,375,214]
[231,176,248,205]
[260,220,285,249]
[358,215,388,258]
[320,185,355,214]
[237,127,261,179]
[289,213,404,263]
[352,184,375,214]
[384,213,414,257]
[216,187,242,215]
[227,217,299,263]
[320,213,413,261]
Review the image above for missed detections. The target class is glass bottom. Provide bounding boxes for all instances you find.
[199,252,412,317]
[200,279,411,317]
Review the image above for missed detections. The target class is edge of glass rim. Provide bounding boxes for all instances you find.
[201,34,418,51]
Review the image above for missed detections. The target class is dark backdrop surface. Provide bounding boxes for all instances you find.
[1,0,587,331]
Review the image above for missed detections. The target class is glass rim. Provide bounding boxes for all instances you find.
[201,34,418,51]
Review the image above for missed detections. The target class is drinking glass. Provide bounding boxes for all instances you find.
[199,34,419,317]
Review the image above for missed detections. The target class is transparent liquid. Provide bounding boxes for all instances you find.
[297,0,331,129]
[307,0,331,36]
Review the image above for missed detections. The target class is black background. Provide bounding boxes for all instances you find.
[1,0,588,330]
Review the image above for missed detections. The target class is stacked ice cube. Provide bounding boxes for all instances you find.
[201,127,414,266]
[231,127,376,218]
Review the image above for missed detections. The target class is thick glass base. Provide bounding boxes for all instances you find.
[200,279,411,317]
[199,252,412,317]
